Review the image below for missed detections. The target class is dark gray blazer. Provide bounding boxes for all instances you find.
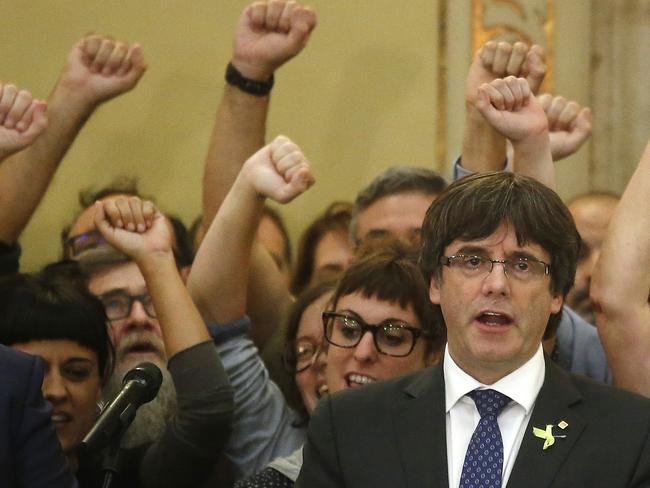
[297,358,650,488]
[0,344,76,487]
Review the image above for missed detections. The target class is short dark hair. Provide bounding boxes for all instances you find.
[61,177,150,249]
[291,201,353,295]
[0,261,114,384]
[331,238,446,355]
[351,166,448,240]
[420,171,581,338]
[62,178,188,266]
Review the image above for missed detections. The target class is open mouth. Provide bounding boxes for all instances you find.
[346,373,377,388]
[51,411,72,425]
[475,311,514,327]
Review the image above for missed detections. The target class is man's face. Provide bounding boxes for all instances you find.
[88,261,166,374]
[311,230,353,286]
[566,196,618,323]
[355,191,435,245]
[428,223,563,383]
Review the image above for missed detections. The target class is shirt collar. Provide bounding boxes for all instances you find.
[444,344,545,414]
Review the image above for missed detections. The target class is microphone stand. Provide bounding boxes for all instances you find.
[100,422,128,488]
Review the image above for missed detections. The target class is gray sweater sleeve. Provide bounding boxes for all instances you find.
[138,340,234,488]
[210,317,307,480]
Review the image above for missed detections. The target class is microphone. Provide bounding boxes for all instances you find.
[80,362,163,454]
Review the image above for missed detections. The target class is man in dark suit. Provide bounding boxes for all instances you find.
[0,343,76,487]
[297,172,650,488]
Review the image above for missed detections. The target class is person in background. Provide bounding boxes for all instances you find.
[566,192,619,324]
[69,195,232,487]
[290,201,354,295]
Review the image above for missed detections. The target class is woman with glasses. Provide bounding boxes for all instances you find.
[235,240,445,487]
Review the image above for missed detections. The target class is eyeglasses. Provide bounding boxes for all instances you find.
[440,254,551,281]
[283,339,325,374]
[65,230,107,258]
[323,311,425,357]
[98,291,156,321]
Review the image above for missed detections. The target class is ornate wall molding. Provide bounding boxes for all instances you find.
[590,0,650,193]
[472,0,554,93]
[436,0,555,171]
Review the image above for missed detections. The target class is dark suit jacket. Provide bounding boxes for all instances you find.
[297,358,650,488]
[0,344,76,487]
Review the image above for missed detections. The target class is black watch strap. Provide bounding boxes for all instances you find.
[225,62,274,97]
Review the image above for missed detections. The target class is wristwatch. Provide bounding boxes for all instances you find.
[225,62,274,97]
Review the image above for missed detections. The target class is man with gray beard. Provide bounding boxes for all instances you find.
[77,244,178,449]
[74,196,233,487]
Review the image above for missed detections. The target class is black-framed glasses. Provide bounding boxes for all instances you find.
[283,339,325,374]
[440,254,551,281]
[65,230,107,258]
[323,311,425,357]
[98,291,156,321]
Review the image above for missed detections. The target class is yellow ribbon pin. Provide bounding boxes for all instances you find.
[533,424,559,450]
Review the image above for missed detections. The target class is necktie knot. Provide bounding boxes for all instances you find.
[469,389,511,418]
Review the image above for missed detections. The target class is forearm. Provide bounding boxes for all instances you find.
[460,107,507,173]
[140,341,234,488]
[201,84,269,228]
[190,172,264,323]
[592,139,650,318]
[0,85,96,242]
[137,251,211,357]
[511,131,556,190]
[211,323,304,479]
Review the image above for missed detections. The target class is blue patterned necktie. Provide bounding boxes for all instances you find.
[459,389,512,488]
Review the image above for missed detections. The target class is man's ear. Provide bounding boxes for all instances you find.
[429,277,442,305]
[550,293,563,315]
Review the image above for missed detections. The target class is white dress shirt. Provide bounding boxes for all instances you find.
[444,344,545,488]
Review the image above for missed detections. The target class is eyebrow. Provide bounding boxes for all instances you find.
[63,358,95,366]
[454,246,543,261]
[98,287,147,297]
[335,309,414,326]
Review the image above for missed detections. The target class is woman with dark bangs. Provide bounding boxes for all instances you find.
[235,241,445,487]
[0,261,113,473]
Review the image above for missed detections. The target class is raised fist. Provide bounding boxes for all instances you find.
[0,84,47,160]
[474,76,548,143]
[232,0,317,81]
[538,94,592,161]
[58,34,147,106]
[93,196,172,261]
[466,41,547,106]
[242,134,314,203]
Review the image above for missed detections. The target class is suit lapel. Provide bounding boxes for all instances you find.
[506,360,586,488]
[394,363,449,488]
